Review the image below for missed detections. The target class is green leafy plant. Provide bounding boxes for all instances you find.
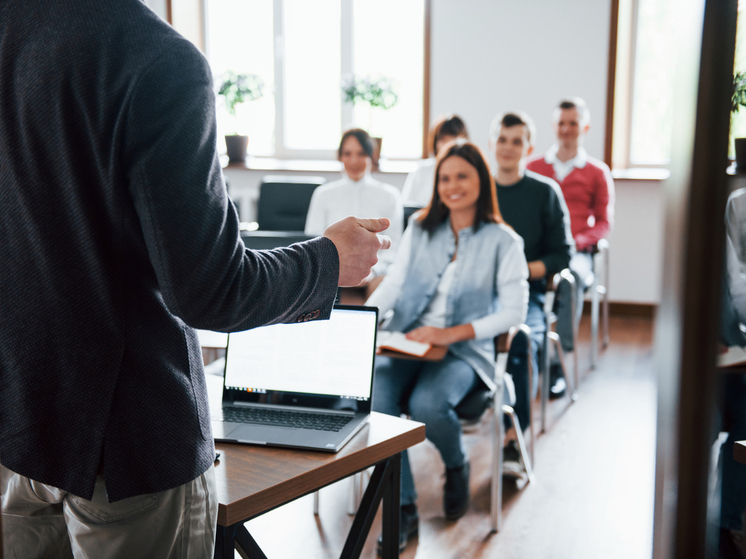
[733,71,746,113]
[341,75,399,110]
[217,71,264,118]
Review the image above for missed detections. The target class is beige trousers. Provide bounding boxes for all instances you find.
[0,464,218,559]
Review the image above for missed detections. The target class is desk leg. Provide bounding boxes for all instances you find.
[214,524,268,559]
[340,455,401,559]
[380,453,401,559]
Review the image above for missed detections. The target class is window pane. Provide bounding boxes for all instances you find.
[628,0,677,165]
[352,0,424,159]
[730,3,746,158]
[206,0,275,156]
[283,0,341,150]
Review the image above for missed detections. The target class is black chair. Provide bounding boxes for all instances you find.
[255,175,326,232]
[318,325,535,534]
[540,269,578,434]
[402,205,423,231]
[240,230,313,250]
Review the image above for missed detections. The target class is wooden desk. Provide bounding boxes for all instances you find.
[213,412,425,559]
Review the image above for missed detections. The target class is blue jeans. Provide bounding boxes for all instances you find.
[509,285,546,431]
[373,354,478,506]
[555,252,594,352]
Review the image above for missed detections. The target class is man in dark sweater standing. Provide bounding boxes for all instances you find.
[490,112,574,480]
[0,0,390,557]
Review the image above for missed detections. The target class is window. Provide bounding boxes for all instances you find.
[205,0,426,160]
[610,0,677,169]
[730,2,746,158]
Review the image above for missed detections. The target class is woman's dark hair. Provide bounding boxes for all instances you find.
[428,114,469,155]
[338,128,374,159]
[418,140,503,235]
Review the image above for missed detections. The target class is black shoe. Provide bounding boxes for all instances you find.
[376,504,419,555]
[549,363,566,400]
[502,440,528,483]
[443,461,470,520]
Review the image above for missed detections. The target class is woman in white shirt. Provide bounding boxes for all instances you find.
[366,140,528,553]
[400,114,469,207]
[305,129,402,279]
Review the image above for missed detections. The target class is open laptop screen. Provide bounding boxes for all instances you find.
[224,306,377,403]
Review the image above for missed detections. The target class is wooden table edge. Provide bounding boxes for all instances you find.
[217,422,426,526]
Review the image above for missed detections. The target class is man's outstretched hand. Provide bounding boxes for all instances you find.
[324,217,391,287]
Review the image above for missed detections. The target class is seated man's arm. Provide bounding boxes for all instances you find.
[535,182,575,279]
[574,164,615,251]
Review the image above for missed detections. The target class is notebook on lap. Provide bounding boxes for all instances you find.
[212,305,378,452]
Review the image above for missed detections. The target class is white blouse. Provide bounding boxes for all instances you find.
[304,173,404,273]
[367,224,528,340]
[401,158,436,207]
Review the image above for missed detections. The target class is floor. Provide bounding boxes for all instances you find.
[239,314,657,559]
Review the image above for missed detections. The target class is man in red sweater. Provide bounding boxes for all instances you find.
[527,98,614,337]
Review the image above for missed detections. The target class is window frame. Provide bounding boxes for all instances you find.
[197,0,431,161]
[606,0,673,171]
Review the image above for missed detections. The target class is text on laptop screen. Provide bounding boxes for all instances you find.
[224,308,377,400]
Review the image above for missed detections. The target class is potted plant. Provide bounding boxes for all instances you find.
[217,71,264,164]
[732,71,746,172]
[341,75,399,170]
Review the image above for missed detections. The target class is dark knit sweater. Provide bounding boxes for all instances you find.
[495,171,574,290]
[0,0,339,501]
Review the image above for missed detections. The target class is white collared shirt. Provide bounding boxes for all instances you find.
[401,158,436,207]
[545,144,588,183]
[304,173,404,274]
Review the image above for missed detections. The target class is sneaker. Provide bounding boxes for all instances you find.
[376,504,419,555]
[549,362,566,400]
[443,461,470,520]
[502,440,528,483]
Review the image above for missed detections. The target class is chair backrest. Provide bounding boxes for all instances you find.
[240,230,314,250]
[402,205,423,231]
[256,175,326,231]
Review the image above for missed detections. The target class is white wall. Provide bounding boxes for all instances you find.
[429,0,664,305]
[222,0,665,305]
[430,0,612,160]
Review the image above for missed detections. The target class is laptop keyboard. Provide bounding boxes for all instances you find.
[223,407,353,432]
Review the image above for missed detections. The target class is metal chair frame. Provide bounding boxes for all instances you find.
[314,326,536,534]
[540,269,578,434]
[589,239,610,369]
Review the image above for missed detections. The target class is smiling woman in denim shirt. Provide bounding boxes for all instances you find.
[366,140,528,553]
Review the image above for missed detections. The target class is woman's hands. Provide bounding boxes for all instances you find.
[405,324,475,346]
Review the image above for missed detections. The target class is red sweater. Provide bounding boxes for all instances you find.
[526,153,614,251]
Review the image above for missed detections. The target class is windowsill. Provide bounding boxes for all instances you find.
[222,155,420,174]
[611,168,670,181]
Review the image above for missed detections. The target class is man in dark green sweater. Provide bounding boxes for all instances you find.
[490,111,574,479]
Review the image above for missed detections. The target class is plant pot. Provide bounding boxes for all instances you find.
[370,136,382,172]
[225,135,249,164]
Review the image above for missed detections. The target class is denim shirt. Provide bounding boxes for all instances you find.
[384,218,527,390]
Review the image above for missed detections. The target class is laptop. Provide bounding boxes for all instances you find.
[211,305,378,452]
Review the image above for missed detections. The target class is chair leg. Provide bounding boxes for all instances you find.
[549,332,576,402]
[492,393,505,533]
[591,266,600,369]
[313,490,320,515]
[503,405,535,484]
[541,324,550,434]
[347,473,361,515]
[527,345,535,467]
[602,246,610,348]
